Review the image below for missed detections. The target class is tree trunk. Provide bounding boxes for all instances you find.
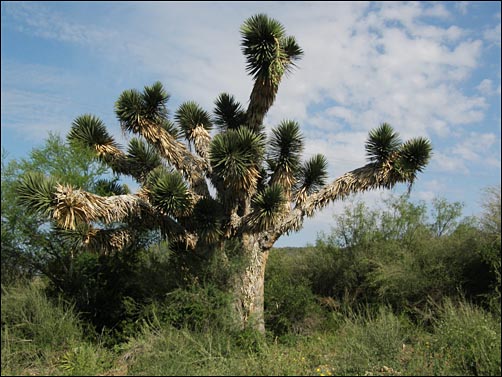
[230,234,270,333]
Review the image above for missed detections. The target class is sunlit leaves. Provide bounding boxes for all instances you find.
[240,14,286,80]
[365,123,402,163]
[143,81,170,118]
[68,114,116,150]
[268,120,304,180]
[115,81,170,133]
[15,172,57,217]
[210,127,265,192]
[175,101,213,140]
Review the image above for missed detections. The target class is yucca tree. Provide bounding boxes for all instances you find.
[15,14,432,333]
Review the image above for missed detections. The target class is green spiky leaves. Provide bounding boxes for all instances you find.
[115,81,170,134]
[242,14,303,132]
[251,184,286,230]
[175,101,213,140]
[241,14,285,80]
[294,154,328,204]
[240,14,302,81]
[146,168,192,218]
[191,198,225,244]
[395,137,433,187]
[213,93,247,131]
[268,120,304,187]
[281,36,303,74]
[94,178,130,197]
[15,172,57,217]
[365,123,402,163]
[68,114,117,151]
[127,138,162,176]
[143,81,170,117]
[365,123,432,186]
[210,127,265,192]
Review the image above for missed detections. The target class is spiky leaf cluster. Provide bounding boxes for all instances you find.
[126,138,163,179]
[210,127,265,193]
[268,120,304,188]
[68,114,117,151]
[115,81,170,134]
[15,172,58,217]
[397,138,432,174]
[190,198,225,244]
[94,178,130,197]
[175,101,213,139]
[251,184,286,230]
[365,123,402,163]
[146,168,192,218]
[295,154,329,197]
[240,14,302,82]
[364,123,432,188]
[213,93,247,131]
[241,14,303,132]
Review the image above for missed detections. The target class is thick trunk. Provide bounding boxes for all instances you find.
[230,234,270,333]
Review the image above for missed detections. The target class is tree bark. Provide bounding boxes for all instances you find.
[230,233,270,333]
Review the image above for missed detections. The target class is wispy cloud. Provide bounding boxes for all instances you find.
[455,1,470,15]
[1,89,73,139]
[2,2,496,152]
[483,22,501,47]
[1,61,113,141]
[2,1,500,245]
[2,1,118,47]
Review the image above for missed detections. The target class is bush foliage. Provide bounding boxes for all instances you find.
[2,138,500,376]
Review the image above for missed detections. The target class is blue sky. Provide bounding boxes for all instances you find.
[1,1,501,247]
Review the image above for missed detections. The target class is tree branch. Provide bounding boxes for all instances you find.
[273,162,403,237]
[138,119,210,196]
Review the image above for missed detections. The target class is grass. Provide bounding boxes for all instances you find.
[1,272,500,376]
[2,279,501,376]
[118,301,500,376]
[1,279,113,376]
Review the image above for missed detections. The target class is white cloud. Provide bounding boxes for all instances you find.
[452,132,497,161]
[423,3,450,19]
[455,2,470,15]
[415,179,448,202]
[431,131,499,174]
[477,79,500,96]
[484,23,501,47]
[3,2,488,143]
[432,151,468,174]
[2,1,500,245]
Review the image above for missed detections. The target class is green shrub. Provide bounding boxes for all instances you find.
[265,249,324,337]
[144,283,234,333]
[310,194,497,315]
[42,241,180,344]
